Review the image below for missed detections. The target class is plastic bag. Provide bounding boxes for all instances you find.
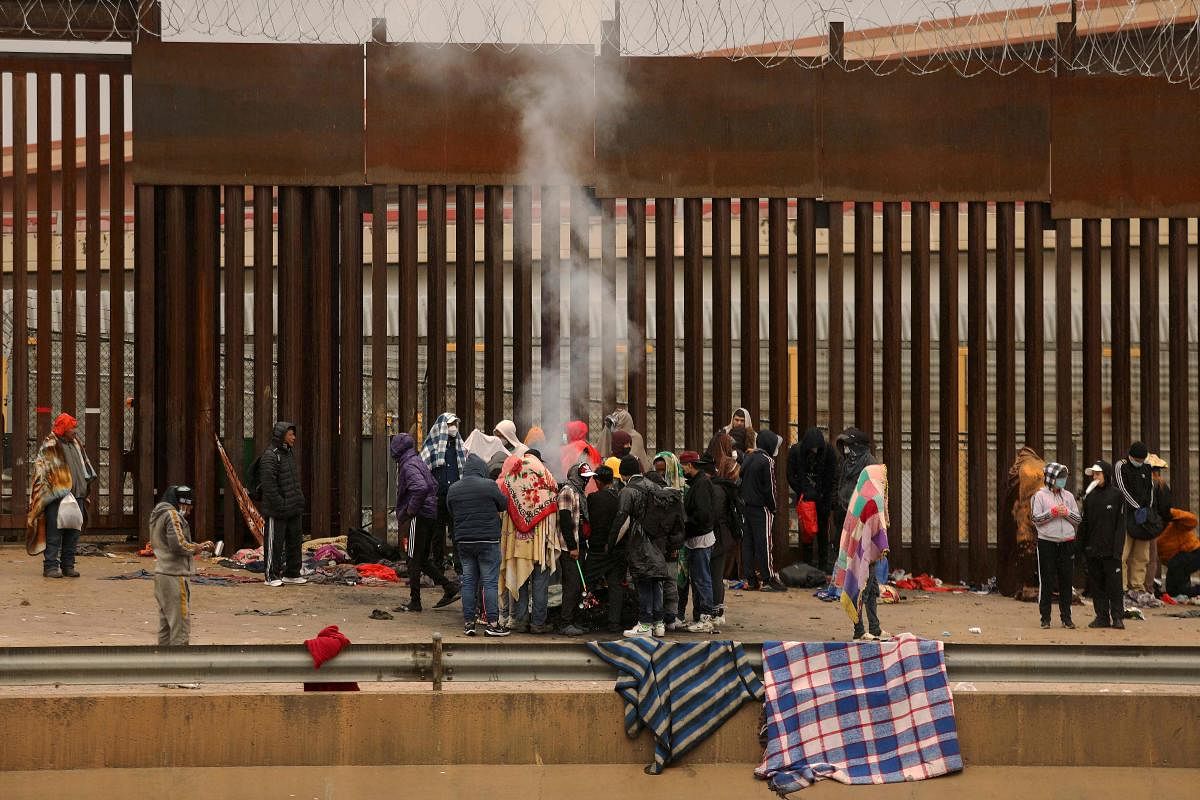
[796,498,818,543]
[57,494,84,531]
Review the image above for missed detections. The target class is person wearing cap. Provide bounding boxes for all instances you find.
[1031,462,1082,629]
[584,465,626,633]
[149,485,212,646]
[740,429,788,592]
[557,462,594,636]
[1114,441,1160,594]
[1078,461,1126,629]
[27,412,97,579]
[680,451,719,633]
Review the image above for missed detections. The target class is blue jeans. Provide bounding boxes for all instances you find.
[687,545,715,617]
[458,541,501,625]
[515,564,552,627]
[636,579,664,625]
[42,498,80,572]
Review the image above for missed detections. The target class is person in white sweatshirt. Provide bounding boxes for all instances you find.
[1031,462,1082,630]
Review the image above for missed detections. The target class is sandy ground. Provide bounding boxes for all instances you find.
[1,544,1197,648]
[2,765,1198,800]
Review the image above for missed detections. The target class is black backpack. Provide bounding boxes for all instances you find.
[347,527,402,564]
[246,453,266,502]
[634,481,685,551]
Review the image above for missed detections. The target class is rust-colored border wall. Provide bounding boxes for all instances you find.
[1,690,1196,771]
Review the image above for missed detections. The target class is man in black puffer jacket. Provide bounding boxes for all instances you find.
[260,421,306,588]
[788,427,838,572]
[446,454,509,637]
[1079,460,1126,630]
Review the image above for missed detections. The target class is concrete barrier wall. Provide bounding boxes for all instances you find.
[1,690,1197,771]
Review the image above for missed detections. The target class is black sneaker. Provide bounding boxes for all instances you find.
[394,600,422,613]
[433,585,462,609]
[62,568,80,578]
[1111,619,1125,630]
[484,623,511,637]
[560,624,586,636]
[1040,619,1051,629]
[765,577,788,592]
[464,622,477,637]
[1063,620,1076,630]
[1087,618,1109,629]
[529,623,554,635]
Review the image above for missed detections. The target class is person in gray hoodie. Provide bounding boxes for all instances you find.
[149,485,210,646]
[446,454,509,637]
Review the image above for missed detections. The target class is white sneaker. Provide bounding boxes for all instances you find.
[281,576,308,585]
[265,579,284,588]
[653,621,667,637]
[688,615,715,634]
[713,615,727,627]
[624,622,654,638]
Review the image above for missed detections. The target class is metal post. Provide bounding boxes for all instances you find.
[431,632,444,691]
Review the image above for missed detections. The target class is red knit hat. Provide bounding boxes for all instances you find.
[678,450,701,465]
[52,413,78,437]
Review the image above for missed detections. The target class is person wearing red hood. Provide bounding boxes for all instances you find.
[28,413,97,578]
[560,420,602,479]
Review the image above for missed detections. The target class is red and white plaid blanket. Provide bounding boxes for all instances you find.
[755,633,962,795]
[215,436,264,545]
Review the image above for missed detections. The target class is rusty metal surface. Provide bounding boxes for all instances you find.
[1168,220,1190,503]
[710,198,732,429]
[738,199,760,423]
[1024,203,1045,455]
[823,70,1050,202]
[540,187,561,428]
[512,187,534,434]
[108,74,127,522]
[600,198,618,414]
[827,202,844,436]
[767,197,789,561]
[595,58,819,199]
[10,73,29,516]
[253,187,274,456]
[455,186,476,433]
[882,202,902,565]
[1052,77,1200,219]
[60,71,77,416]
[134,186,157,539]
[366,44,594,185]
[910,202,932,574]
[132,42,364,185]
[1139,219,1161,451]
[1081,219,1102,464]
[35,70,51,438]
[84,72,101,463]
[311,187,335,537]
[796,198,817,432]
[626,199,648,436]
[682,197,703,449]
[339,186,364,531]
[994,202,1017,593]
[1054,220,1073,466]
[938,202,960,583]
[1110,219,1131,460]
[569,189,591,424]
[426,187,448,425]
[654,198,675,452]
[223,186,246,550]
[193,187,219,542]
[370,185,388,536]
[484,186,504,428]
[397,186,419,433]
[966,202,988,584]
[853,203,873,436]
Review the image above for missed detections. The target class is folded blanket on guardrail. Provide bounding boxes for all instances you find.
[588,639,764,775]
[756,633,962,796]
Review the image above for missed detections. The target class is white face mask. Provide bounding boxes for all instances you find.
[1129,458,1143,467]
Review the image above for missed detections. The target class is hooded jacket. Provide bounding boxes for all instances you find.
[420,413,465,497]
[392,433,439,524]
[788,427,837,513]
[711,476,742,554]
[834,427,877,511]
[493,419,530,457]
[1078,461,1124,560]
[586,479,621,552]
[1113,457,1160,539]
[723,407,758,460]
[683,469,716,546]
[560,420,602,478]
[260,421,305,519]
[558,465,590,552]
[599,409,651,471]
[149,486,195,577]
[445,454,507,545]
[741,429,780,511]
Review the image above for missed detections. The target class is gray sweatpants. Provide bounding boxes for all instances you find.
[154,574,191,646]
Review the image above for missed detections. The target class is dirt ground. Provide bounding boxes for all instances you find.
[1,544,1197,648]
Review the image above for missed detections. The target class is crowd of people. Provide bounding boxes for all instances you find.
[1033,441,1200,631]
[23,407,1200,648]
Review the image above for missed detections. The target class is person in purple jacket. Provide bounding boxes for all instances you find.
[392,433,460,612]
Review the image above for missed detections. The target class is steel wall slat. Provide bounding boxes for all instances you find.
[223,186,246,549]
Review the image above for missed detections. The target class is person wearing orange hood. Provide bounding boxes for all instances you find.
[1158,508,1200,597]
[560,420,602,478]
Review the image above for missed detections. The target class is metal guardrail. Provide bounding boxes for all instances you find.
[0,638,1196,688]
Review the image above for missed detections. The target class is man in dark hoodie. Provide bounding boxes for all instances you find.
[394,432,460,613]
[584,465,625,633]
[741,429,786,592]
[260,421,306,588]
[446,454,509,637]
[149,485,210,647]
[788,427,838,572]
[1079,460,1126,629]
[421,412,467,580]
[1114,441,1159,594]
[558,463,595,636]
[680,451,719,633]
[832,427,878,559]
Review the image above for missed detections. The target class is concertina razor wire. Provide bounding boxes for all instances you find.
[4,1,1200,86]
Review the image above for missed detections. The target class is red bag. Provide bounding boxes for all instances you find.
[797,498,819,543]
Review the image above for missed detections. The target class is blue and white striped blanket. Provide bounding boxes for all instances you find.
[589,639,765,775]
[755,634,962,795]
